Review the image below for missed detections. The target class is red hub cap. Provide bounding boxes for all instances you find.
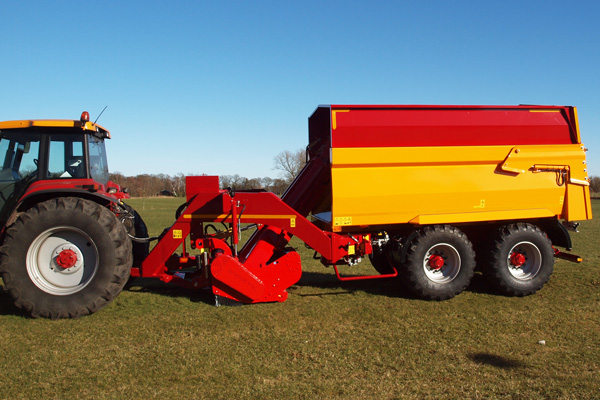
[56,249,78,269]
[428,254,445,270]
[510,252,526,267]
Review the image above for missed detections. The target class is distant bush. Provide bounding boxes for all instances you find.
[590,176,600,198]
[109,172,185,198]
[109,172,290,197]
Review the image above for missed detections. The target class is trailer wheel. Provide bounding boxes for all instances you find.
[401,225,475,300]
[483,223,554,296]
[0,197,132,319]
[369,244,395,275]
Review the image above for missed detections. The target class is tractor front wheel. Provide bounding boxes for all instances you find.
[0,197,132,319]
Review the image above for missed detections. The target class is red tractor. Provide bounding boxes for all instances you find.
[0,112,147,318]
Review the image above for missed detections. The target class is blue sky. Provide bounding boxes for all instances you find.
[1,1,598,179]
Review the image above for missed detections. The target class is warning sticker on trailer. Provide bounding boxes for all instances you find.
[333,216,352,226]
[173,230,183,239]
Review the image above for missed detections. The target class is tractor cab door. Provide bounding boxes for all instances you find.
[46,134,86,179]
[0,131,41,225]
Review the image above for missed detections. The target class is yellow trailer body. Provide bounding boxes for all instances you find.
[307,105,592,231]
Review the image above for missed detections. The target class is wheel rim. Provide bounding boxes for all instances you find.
[506,241,542,280]
[26,226,99,295]
[422,243,461,283]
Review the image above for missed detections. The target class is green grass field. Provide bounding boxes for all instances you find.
[0,198,598,399]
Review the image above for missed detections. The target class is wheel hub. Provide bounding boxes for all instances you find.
[56,249,78,269]
[510,251,526,268]
[428,254,445,270]
[506,241,543,281]
[422,243,461,283]
[52,244,84,274]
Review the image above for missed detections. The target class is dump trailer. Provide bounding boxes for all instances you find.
[0,105,593,318]
[131,104,591,304]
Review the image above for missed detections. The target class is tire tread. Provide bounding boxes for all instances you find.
[484,223,553,296]
[0,197,132,319]
[401,225,476,301]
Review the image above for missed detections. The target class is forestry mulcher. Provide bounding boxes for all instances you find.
[0,106,592,318]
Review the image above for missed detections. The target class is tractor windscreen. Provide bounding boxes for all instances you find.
[88,135,109,185]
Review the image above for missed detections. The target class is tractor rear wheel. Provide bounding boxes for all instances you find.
[483,223,554,296]
[0,197,132,319]
[400,225,476,300]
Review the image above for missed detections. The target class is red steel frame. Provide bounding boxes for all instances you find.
[131,158,375,303]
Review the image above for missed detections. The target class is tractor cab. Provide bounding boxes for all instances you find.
[0,112,115,226]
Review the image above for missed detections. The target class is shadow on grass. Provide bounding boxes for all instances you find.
[0,288,27,317]
[465,272,498,295]
[124,272,411,305]
[293,270,417,299]
[125,269,504,305]
[126,278,217,305]
[469,352,526,369]
[294,270,503,299]
[0,269,505,316]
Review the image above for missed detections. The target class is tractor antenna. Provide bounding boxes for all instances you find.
[94,106,108,124]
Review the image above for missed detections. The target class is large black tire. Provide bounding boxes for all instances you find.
[0,197,132,319]
[120,203,149,290]
[120,203,149,269]
[483,223,554,296]
[400,225,476,300]
[369,244,395,275]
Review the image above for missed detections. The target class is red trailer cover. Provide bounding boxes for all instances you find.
[310,105,578,149]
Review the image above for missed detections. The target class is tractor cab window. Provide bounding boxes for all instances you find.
[47,135,86,179]
[88,135,109,185]
[0,132,41,182]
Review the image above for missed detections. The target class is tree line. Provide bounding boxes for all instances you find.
[590,176,600,198]
[108,172,296,197]
[110,148,307,197]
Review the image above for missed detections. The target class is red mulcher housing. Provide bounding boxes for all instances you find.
[132,170,374,303]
